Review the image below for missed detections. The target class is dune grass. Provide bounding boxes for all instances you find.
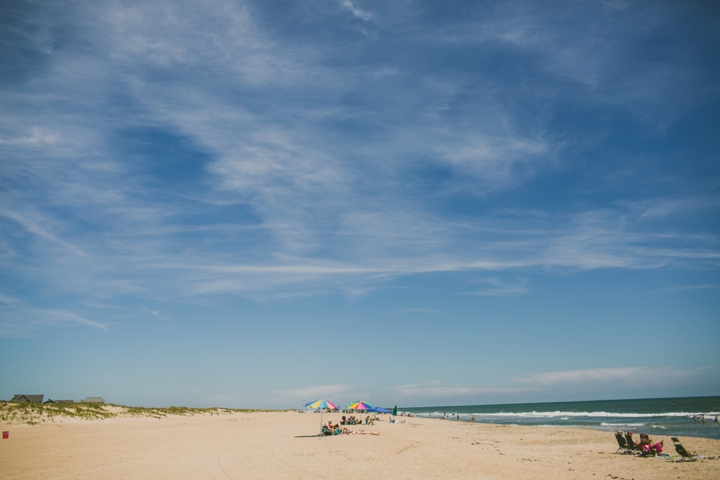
[0,401,277,425]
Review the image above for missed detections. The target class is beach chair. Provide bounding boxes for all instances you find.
[614,431,630,453]
[624,432,640,451]
[321,426,341,436]
[670,437,696,461]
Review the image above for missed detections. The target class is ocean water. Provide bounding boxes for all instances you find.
[402,396,720,440]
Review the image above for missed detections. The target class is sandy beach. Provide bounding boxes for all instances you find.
[1,411,719,479]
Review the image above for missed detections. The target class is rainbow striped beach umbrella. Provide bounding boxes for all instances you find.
[305,399,338,428]
[347,401,373,411]
[304,399,338,410]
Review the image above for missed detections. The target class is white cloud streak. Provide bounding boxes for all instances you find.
[513,366,698,387]
[0,0,716,329]
[0,294,106,335]
[391,366,717,400]
[270,384,356,406]
[339,1,373,22]
[390,380,530,398]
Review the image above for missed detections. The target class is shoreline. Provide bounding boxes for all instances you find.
[409,416,720,441]
[401,396,720,441]
[2,411,720,479]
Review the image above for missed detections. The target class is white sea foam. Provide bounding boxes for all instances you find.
[417,410,720,419]
[473,411,716,419]
[600,422,645,427]
[410,402,720,440]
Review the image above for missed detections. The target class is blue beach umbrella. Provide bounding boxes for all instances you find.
[368,406,392,414]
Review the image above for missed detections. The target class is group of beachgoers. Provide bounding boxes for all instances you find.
[320,414,383,435]
[322,419,379,436]
[692,414,719,423]
[340,415,374,426]
[440,413,467,420]
[622,431,664,455]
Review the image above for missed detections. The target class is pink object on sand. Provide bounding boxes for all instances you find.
[2,431,8,439]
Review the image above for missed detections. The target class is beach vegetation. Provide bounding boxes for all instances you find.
[0,402,278,425]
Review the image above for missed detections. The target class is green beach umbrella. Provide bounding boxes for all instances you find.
[392,405,397,416]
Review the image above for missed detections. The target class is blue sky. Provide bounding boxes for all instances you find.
[1,0,719,408]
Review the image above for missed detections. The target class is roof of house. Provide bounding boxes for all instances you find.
[10,394,44,403]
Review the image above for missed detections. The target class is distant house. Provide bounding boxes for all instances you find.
[80,397,105,404]
[10,394,44,403]
[43,399,74,404]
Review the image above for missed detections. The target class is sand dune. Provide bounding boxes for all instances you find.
[1,411,719,479]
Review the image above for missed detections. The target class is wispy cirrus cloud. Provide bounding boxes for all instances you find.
[513,366,706,388]
[472,277,528,296]
[269,384,357,406]
[0,127,59,146]
[339,0,373,22]
[390,380,530,399]
[0,294,106,336]
[0,209,89,258]
[391,366,719,402]
[0,0,716,327]
[142,306,166,322]
[662,284,720,293]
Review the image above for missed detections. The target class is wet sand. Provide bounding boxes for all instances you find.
[1,411,719,479]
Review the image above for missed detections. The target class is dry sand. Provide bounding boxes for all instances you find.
[2,411,719,479]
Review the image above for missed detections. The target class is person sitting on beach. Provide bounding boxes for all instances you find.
[365,415,375,425]
[632,433,663,455]
[340,416,347,425]
[637,436,663,455]
[625,431,641,450]
[641,440,664,455]
[322,422,341,435]
[328,420,339,430]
